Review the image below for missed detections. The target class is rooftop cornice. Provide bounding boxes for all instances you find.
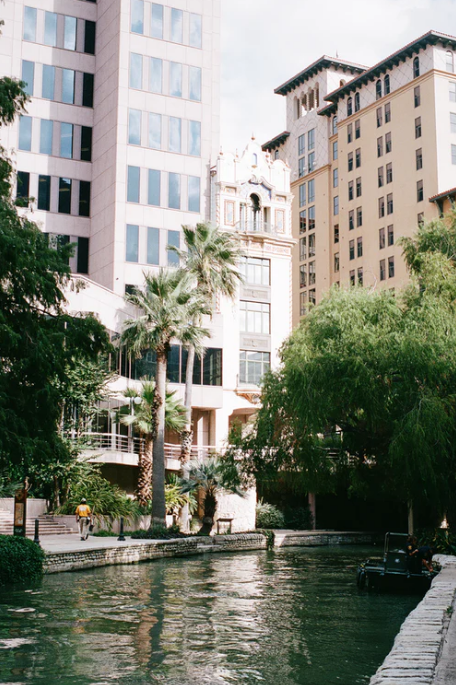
[274,56,366,97]
[429,186,456,202]
[261,131,290,151]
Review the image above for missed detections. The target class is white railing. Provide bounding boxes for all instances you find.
[78,433,220,461]
[235,220,279,235]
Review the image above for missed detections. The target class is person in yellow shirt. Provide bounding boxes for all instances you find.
[75,498,92,540]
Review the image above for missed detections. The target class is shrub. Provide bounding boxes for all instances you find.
[284,506,314,530]
[416,527,456,555]
[0,535,45,586]
[255,501,285,529]
[92,530,132,537]
[131,524,189,540]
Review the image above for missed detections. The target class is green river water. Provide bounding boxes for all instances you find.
[0,546,421,685]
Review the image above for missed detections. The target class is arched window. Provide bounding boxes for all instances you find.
[446,51,454,73]
[295,97,300,120]
[354,92,360,112]
[332,115,338,135]
[302,93,307,113]
[315,83,320,108]
[308,89,315,110]
[384,74,390,95]
[376,80,382,100]
[274,150,279,160]
[252,153,258,166]
[250,194,261,231]
[347,96,353,116]
[413,56,420,78]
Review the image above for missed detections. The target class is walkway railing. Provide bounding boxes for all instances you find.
[77,433,220,461]
[235,220,279,235]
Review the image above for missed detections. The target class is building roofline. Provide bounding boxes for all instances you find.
[262,131,290,151]
[324,30,456,104]
[429,187,456,202]
[274,55,367,96]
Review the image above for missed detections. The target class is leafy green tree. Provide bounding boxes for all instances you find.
[121,269,209,525]
[0,77,109,482]
[119,380,186,506]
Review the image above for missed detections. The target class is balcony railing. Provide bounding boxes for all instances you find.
[77,433,220,461]
[235,220,279,235]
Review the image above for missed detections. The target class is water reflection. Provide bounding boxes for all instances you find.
[0,547,420,685]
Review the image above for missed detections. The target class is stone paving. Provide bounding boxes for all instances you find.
[370,555,456,685]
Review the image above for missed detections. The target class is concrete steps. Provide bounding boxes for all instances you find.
[0,509,77,536]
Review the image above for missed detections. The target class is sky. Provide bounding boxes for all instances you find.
[220,0,455,152]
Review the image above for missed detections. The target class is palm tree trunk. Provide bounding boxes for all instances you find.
[137,435,152,507]
[152,350,167,526]
[179,345,195,532]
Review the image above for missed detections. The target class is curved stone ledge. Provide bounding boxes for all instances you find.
[369,555,456,685]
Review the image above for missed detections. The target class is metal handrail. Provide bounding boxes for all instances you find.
[235,220,278,235]
[77,433,220,460]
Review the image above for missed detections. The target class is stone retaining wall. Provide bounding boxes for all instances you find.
[44,534,267,574]
[370,555,456,685]
[276,531,380,547]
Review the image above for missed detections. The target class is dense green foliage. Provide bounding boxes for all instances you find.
[0,535,45,586]
[229,211,456,527]
[417,527,456,555]
[131,524,187,539]
[255,501,285,529]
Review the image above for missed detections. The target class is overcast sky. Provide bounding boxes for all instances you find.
[220,0,455,152]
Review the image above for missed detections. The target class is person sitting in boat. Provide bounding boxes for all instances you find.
[405,535,421,573]
[417,545,437,572]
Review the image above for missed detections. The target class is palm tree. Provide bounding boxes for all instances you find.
[179,458,244,535]
[169,223,243,462]
[121,268,209,525]
[119,381,186,507]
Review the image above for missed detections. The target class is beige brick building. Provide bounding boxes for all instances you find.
[263,32,456,326]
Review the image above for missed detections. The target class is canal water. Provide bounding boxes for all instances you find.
[0,546,420,685]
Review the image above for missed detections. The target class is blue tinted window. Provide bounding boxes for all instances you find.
[126,224,139,262]
[44,12,57,46]
[60,123,73,158]
[170,8,183,43]
[61,69,75,104]
[188,120,201,156]
[148,113,161,149]
[21,60,34,96]
[168,173,180,209]
[147,227,159,265]
[23,7,37,41]
[151,4,163,38]
[188,176,200,212]
[128,109,141,145]
[131,0,144,33]
[148,169,161,206]
[130,53,143,89]
[127,166,140,203]
[189,14,202,48]
[189,66,201,101]
[168,230,180,265]
[18,116,32,151]
[42,65,55,100]
[169,62,182,97]
[40,119,53,154]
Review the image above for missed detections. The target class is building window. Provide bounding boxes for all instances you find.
[333,168,338,188]
[42,65,55,100]
[44,11,57,46]
[358,267,363,286]
[300,291,307,317]
[376,107,383,127]
[350,270,355,286]
[414,86,421,107]
[188,176,200,212]
[415,117,422,138]
[189,66,202,102]
[308,151,316,173]
[61,69,75,104]
[413,56,420,79]
[81,126,92,161]
[170,8,183,42]
[386,162,393,183]
[333,196,339,216]
[452,144,456,165]
[79,181,91,217]
[308,128,315,150]
[334,224,339,243]
[355,148,361,168]
[332,116,338,135]
[416,149,423,172]
[376,80,382,100]
[418,212,424,225]
[348,152,354,172]
[354,92,360,112]
[388,256,395,278]
[82,73,94,107]
[333,141,338,160]
[298,134,305,156]
[377,136,383,157]
[308,179,315,203]
[387,225,394,246]
[380,259,386,281]
[149,57,162,93]
[168,172,181,209]
[84,20,96,55]
[299,183,306,207]
[240,301,270,335]
[378,167,384,188]
[151,3,164,38]
[240,351,270,385]
[38,175,51,211]
[450,82,456,102]
[387,193,393,214]
[298,157,306,178]
[126,224,139,262]
[16,171,30,200]
[348,181,354,201]
[379,197,385,218]
[169,62,183,97]
[384,74,391,95]
[334,252,340,272]
[149,112,162,149]
[129,109,141,145]
[385,132,392,153]
[21,60,34,96]
[189,13,202,48]
[347,124,353,144]
[127,166,140,203]
[356,177,362,198]
[349,210,354,230]
[417,180,424,202]
[240,257,270,286]
[299,210,307,233]
[23,6,37,42]
[18,116,32,151]
[451,112,456,134]
[167,230,180,266]
[347,97,353,116]
[308,261,316,285]
[385,102,391,123]
[148,169,161,206]
[349,239,355,260]
[300,236,307,261]
[168,116,182,153]
[446,51,454,73]
[308,206,315,231]
[64,16,77,51]
[355,119,361,139]
[274,150,279,160]
[60,122,74,159]
[146,227,159,265]
[357,236,363,258]
[379,227,385,249]
[58,178,72,214]
[308,234,316,258]
[225,201,235,226]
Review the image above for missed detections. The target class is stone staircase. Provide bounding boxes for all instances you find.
[0,509,77,536]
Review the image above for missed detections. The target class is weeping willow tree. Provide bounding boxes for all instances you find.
[229,211,456,529]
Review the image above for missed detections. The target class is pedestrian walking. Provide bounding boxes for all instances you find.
[75,498,92,540]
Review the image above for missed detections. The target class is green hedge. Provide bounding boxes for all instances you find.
[0,535,45,586]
